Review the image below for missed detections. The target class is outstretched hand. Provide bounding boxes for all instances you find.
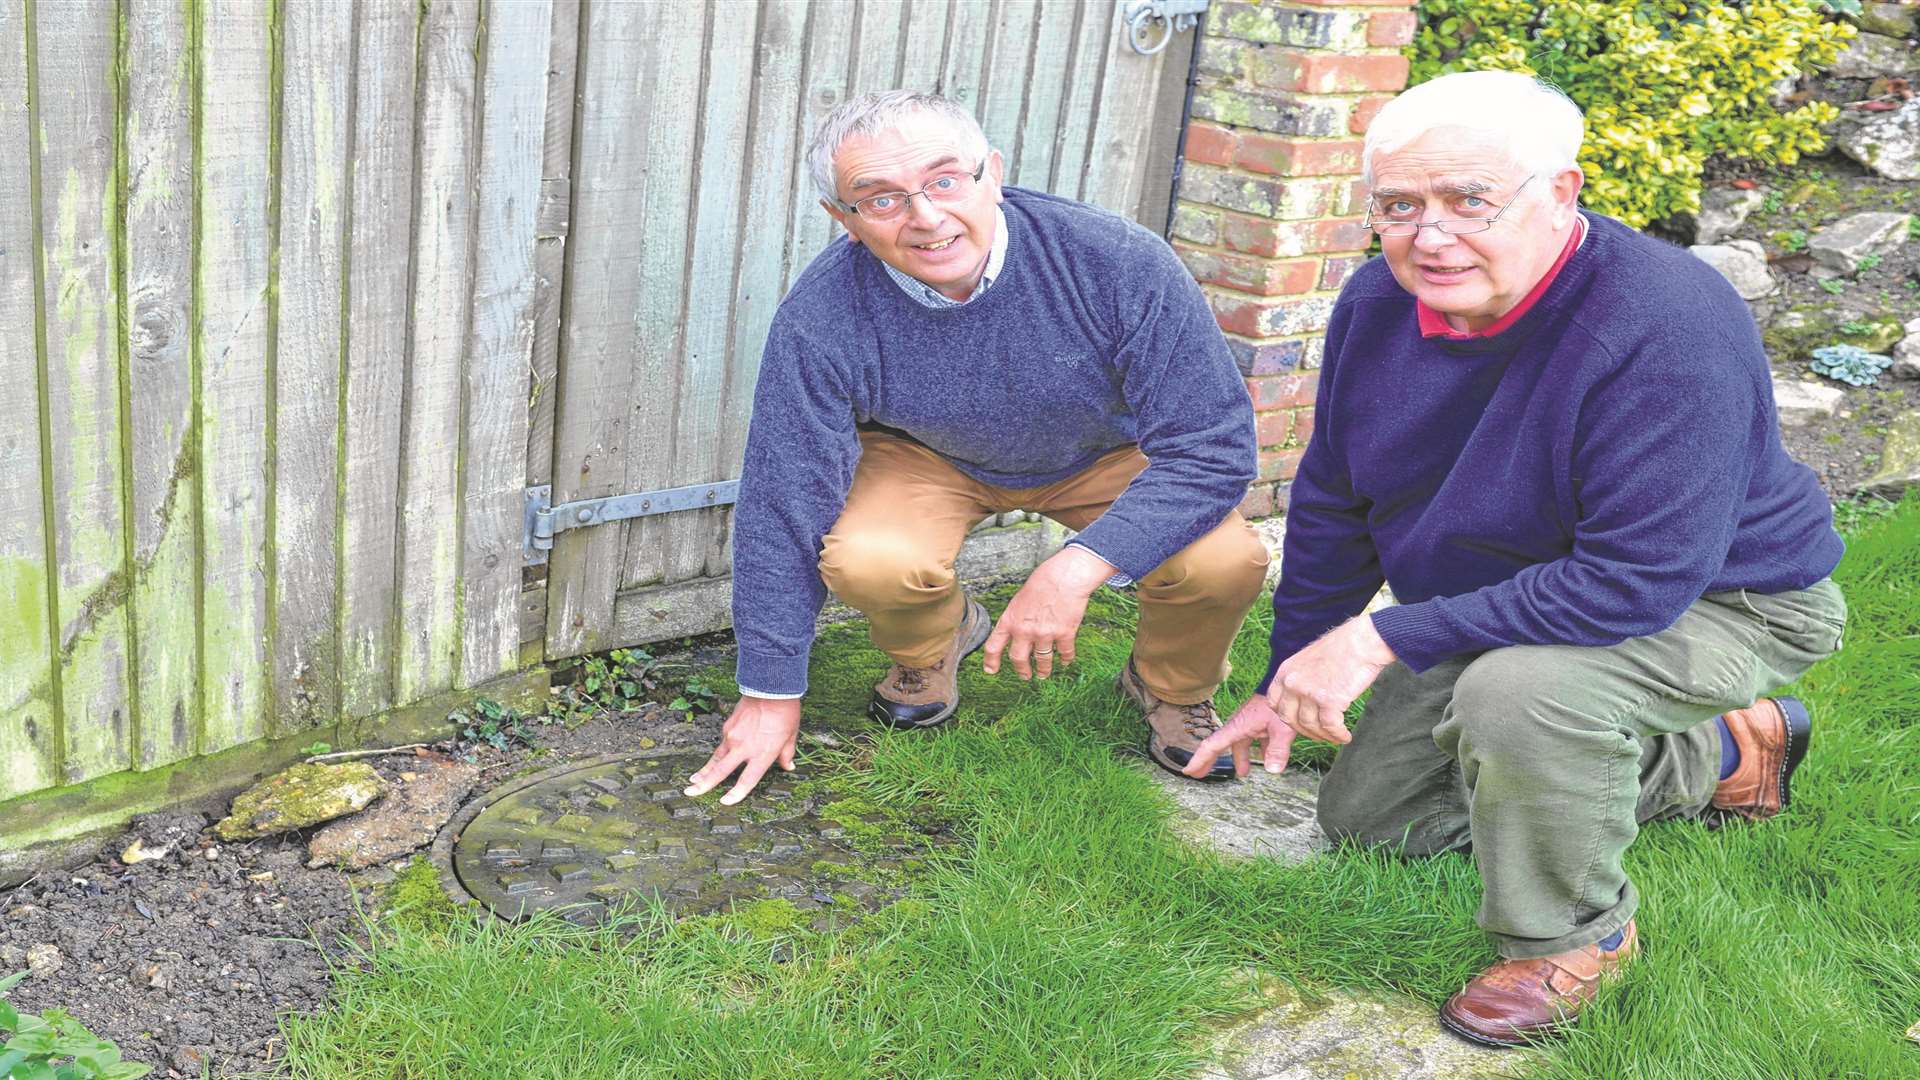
[982,546,1115,682]
[1183,615,1396,778]
[684,695,802,806]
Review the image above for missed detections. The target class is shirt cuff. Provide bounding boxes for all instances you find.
[1065,540,1134,588]
[736,686,804,701]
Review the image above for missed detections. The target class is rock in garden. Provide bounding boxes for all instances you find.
[1691,240,1776,299]
[1893,318,1920,380]
[1688,186,1768,245]
[307,760,480,870]
[1827,32,1918,80]
[1836,96,1920,180]
[24,943,61,978]
[1773,376,1846,426]
[1865,410,1920,498]
[1856,2,1918,39]
[214,762,386,841]
[1807,211,1913,277]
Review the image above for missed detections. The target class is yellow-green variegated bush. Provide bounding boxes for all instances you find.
[1408,1,1854,227]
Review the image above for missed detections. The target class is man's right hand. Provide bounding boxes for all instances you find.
[683,695,802,806]
[1182,695,1299,780]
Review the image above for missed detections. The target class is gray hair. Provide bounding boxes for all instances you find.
[1362,71,1585,190]
[805,90,992,203]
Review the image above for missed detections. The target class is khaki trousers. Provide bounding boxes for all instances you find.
[1316,579,1847,959]
[817,432,1270,704]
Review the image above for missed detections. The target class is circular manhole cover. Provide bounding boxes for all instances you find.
[435,752,925,925]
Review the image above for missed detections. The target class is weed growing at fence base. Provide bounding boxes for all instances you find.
[272,501,1920,1079]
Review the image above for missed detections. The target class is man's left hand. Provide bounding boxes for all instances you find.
[983,546,1115,681]
[1265,614,1397,744]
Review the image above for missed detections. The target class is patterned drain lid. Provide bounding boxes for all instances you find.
[436,752,921,925]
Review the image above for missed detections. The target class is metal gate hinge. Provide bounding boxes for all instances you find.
[1123,0,1208,56]
[523,480,741,565]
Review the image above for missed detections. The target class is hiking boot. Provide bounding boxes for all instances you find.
[867,598,992,729]
[1710,695,1812,822]
[1438,920,1638,1048]
[1115,657,1233,780]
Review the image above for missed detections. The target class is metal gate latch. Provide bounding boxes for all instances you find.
[1123,0,1208,56]
[523,480,741,565]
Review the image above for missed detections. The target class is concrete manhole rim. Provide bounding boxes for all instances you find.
[430,751,644,918]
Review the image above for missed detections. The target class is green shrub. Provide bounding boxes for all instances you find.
[1408,1,1853,227]
[0,971,151,1079]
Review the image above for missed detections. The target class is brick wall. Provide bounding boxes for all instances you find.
[1171,0,1417,519]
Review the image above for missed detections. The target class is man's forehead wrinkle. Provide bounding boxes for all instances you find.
[838,143,965,193]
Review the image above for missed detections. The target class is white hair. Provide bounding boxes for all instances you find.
[805,90,992,203]
[1362,71,1585,189]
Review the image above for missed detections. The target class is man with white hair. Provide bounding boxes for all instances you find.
[1185,71,1845,1045]
[686,91,1268,806]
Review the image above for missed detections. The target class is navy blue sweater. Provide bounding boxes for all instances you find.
[1263,212,1843,688]
[735,187,1256,696]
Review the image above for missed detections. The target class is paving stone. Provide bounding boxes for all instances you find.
[1200,980,1527,1080]
[1153,766,1329,864]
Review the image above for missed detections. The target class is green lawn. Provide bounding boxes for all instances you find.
[272,499,1920,1079]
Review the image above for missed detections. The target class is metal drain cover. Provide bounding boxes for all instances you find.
[435,752,922,924]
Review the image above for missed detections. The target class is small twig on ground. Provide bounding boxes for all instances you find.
[304,743,432,764]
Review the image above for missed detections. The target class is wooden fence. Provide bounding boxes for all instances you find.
[0,0,1189,819]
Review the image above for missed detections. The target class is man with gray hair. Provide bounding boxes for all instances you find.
[686,92,1267,805]
[1185,70,1845,1045]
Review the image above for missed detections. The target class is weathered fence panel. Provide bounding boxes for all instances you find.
[0,0,545,820]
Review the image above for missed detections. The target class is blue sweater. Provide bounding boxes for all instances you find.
[1263,212,1843,688]
[735,187,1256,696]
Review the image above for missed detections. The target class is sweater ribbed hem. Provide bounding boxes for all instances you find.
[1368,604,1456,674]
[736,648,812,699]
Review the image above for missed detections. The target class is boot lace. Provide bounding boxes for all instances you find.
[1179,701,1220,739]
[890,657,947,695]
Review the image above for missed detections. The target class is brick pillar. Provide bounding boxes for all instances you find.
[1171,0,1416,519]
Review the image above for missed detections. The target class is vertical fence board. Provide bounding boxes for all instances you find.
[272,0,351,732]
[1013,0,1076,189]
[524,0,579,492]
[1049,0,1110,199]
[196,0,272,754]
[1081,5,1169,216]
[712,0,808,577]
[938,0,991,113]
[0,0,58,799]
[36,0,131,783]
[339,0,418,719]
[652,4,753,588]
[124,0,198,770]
[978,0,1037,159]
[546,0,684,656]
[783,3,852,293]
[849,0,905,94]
[897,0,948,95]
[613,1,706,592]
[394,0,479,703]
[461,0,549,687]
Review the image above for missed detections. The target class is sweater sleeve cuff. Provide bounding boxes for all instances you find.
[1066,520,1157,583]
[1368,604,1460,674]
[736,648,811,698]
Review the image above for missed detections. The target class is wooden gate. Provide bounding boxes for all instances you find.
[537,0,1196,660]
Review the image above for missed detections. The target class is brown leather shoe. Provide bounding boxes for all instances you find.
[1710,696,1811,822]
[1439,920,1638,1047]
[1114,658,1233,780]
[867,598,992,729]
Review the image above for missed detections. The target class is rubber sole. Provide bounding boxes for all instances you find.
[1772,694,1812,810]
[866,600,993,730]
[1436,1007,1530,1049]
[1114,661,1235,781]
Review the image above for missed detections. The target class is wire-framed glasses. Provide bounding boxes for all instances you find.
[836,159,987,220]
[1363,175,1535,236]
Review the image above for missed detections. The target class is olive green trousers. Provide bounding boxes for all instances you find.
[1317,580,1846,959]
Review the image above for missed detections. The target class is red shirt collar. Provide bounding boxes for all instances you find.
[1417,214,1587,340]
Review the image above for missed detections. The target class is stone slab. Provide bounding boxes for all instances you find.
[1865,409,1920,498]
[1691,241,1776,299]
[1201,981,1528,1080]
[1808,211,1912,277]
[1154,765,1328,864]
[1773,376,1846,426]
